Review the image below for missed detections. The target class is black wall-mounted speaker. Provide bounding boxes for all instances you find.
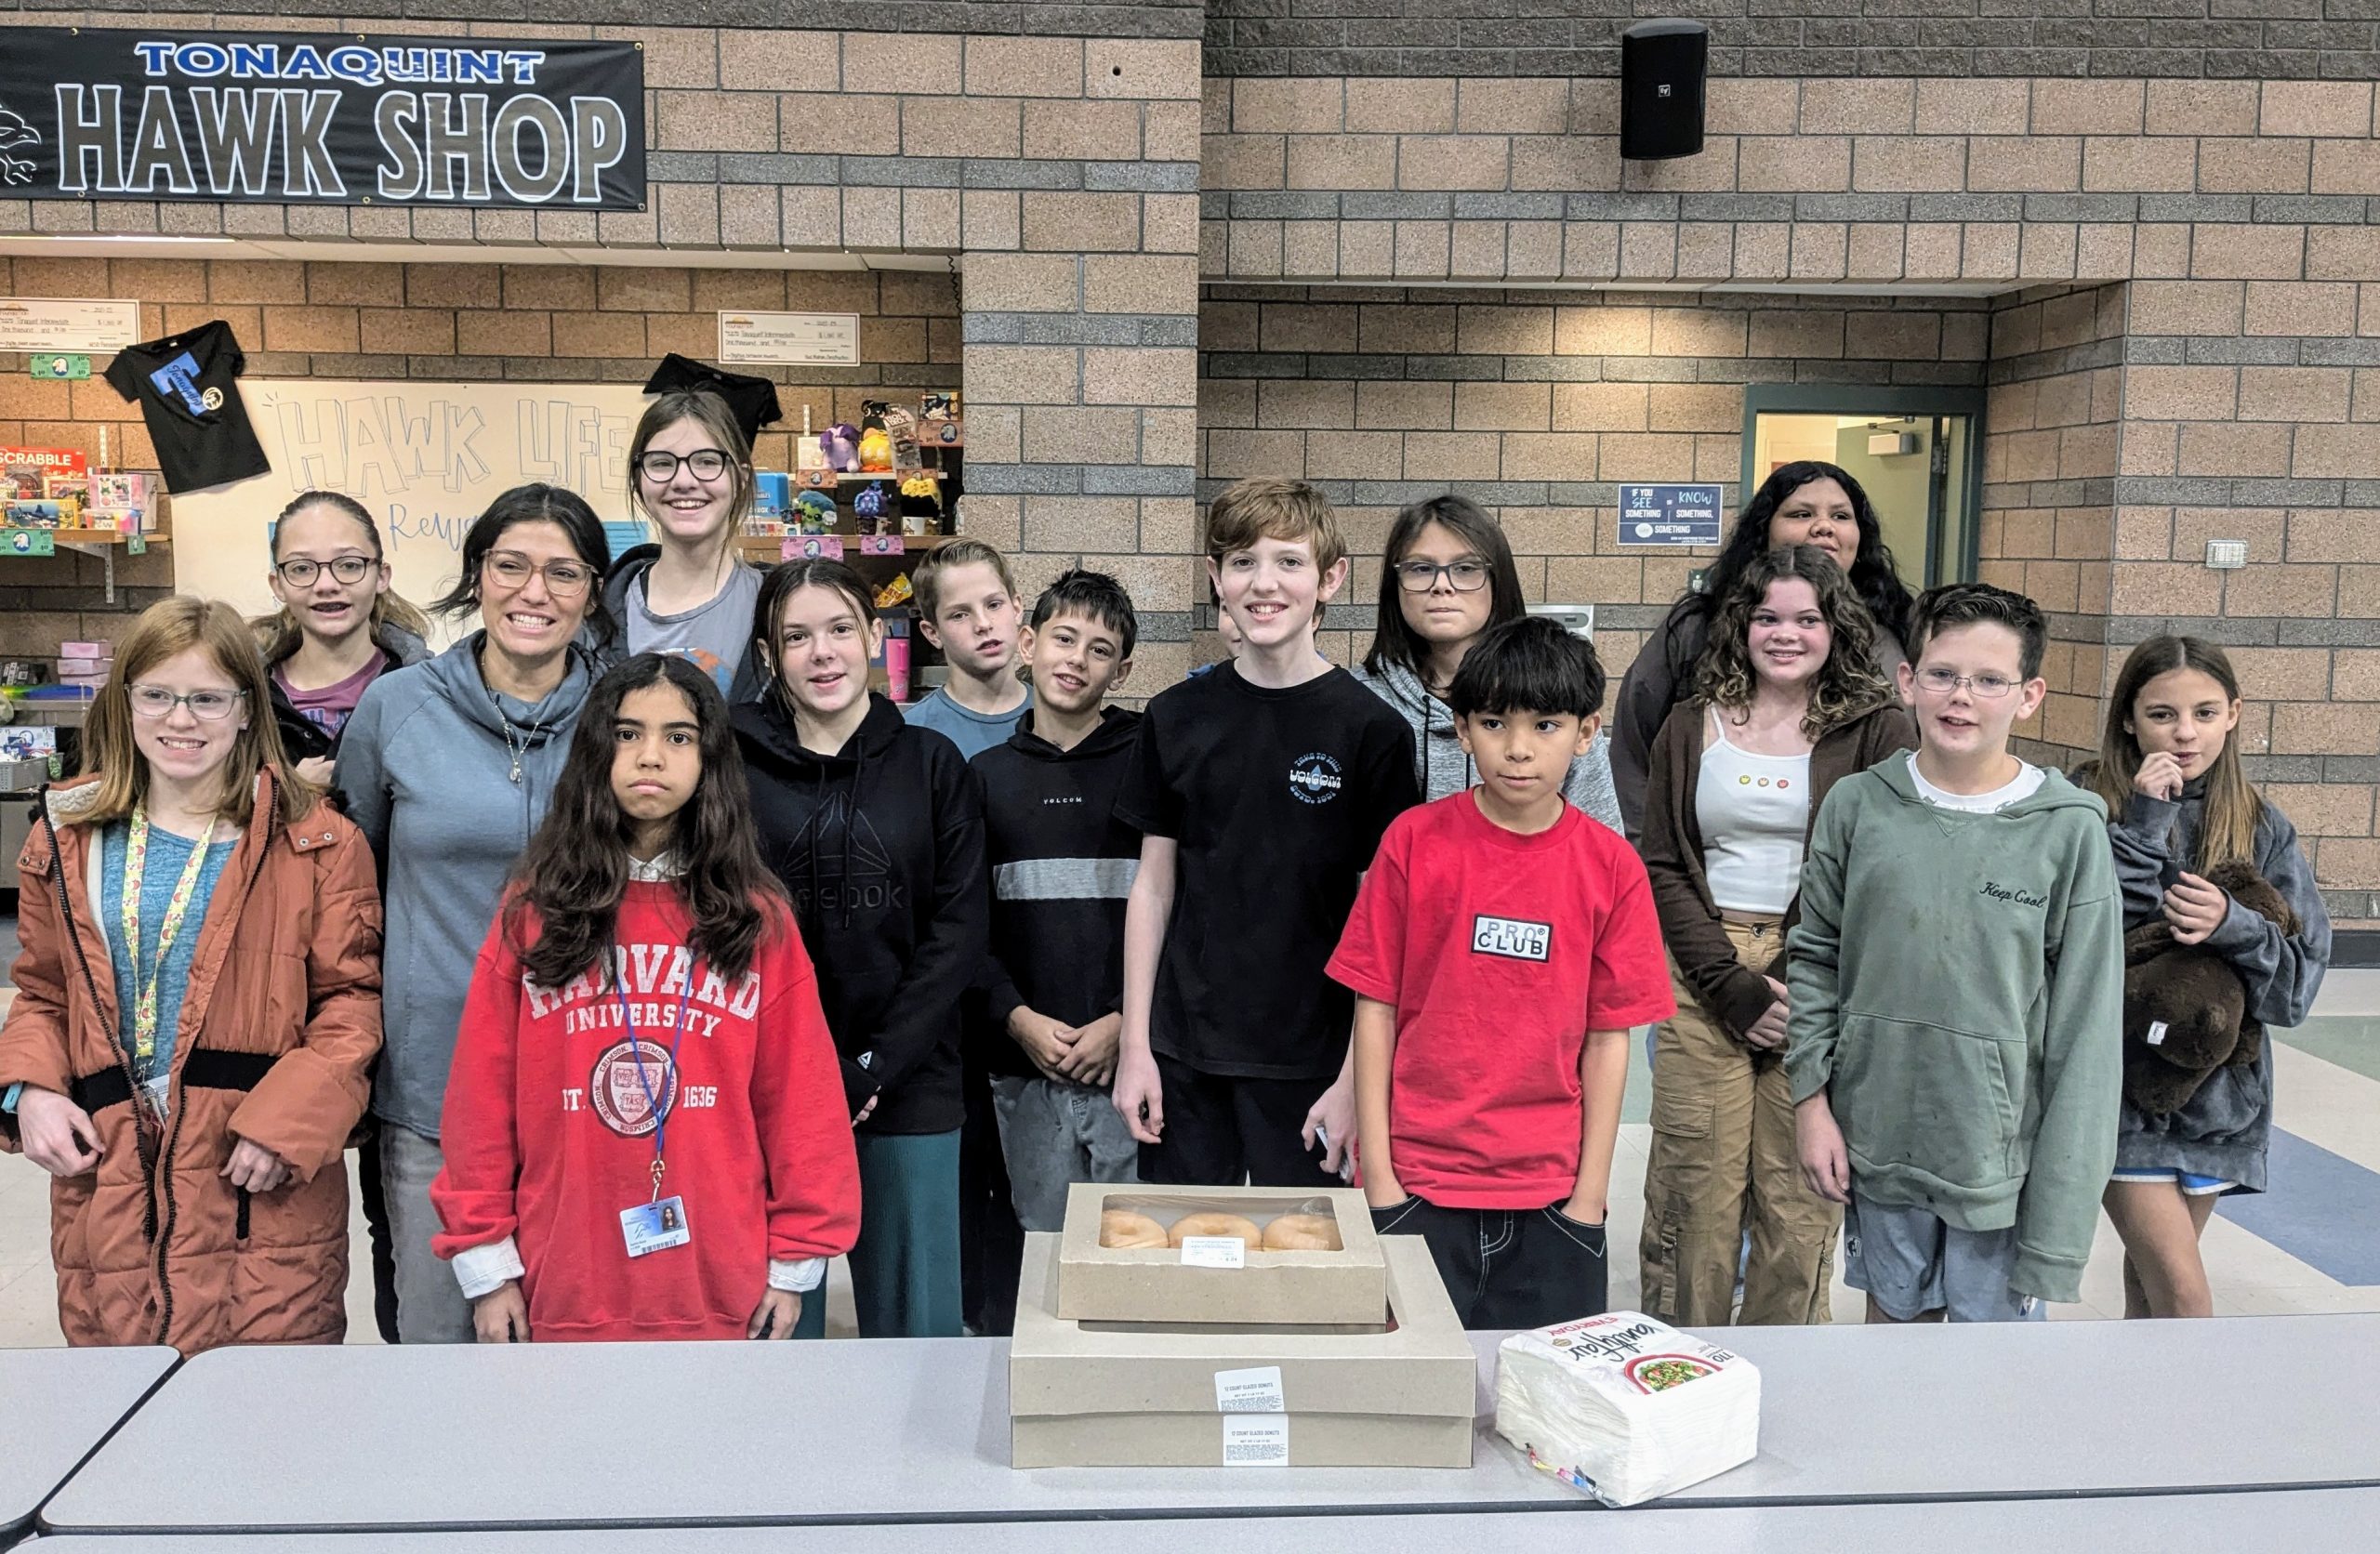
[1620,20,1709,162]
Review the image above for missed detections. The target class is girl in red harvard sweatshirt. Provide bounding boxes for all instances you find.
[432,653,860,1342]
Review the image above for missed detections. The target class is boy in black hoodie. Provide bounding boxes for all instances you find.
[971,571,1146,1233]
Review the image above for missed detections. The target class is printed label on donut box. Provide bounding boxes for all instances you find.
[1180,1235,1247,1269]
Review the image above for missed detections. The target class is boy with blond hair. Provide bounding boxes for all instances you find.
[1113,480,1420,1186]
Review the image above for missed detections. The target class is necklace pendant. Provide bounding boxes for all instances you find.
[509,757,522,784]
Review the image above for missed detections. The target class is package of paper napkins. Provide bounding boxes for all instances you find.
[1494,1311,1759,1507]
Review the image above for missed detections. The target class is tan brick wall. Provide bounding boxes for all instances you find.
[0,256,958,659]
[1978,283,2127,764]
[2101,279,2380,921]
[1200,76,2380,288]
[1199,284,1990,677]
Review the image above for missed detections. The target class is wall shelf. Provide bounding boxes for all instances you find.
[1,528,170,604]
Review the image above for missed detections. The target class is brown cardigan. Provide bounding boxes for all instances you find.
[1640,698,1918,1040]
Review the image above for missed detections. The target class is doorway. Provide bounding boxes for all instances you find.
[1741,386,1985,589]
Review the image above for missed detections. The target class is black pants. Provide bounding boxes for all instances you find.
[1371,1195,1609,1331]
[1138,1051,1339,1189]
[355,1125,399,1344]
[958,1053,1024,1337]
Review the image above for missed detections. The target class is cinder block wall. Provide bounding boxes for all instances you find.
[1197,284,1990,671]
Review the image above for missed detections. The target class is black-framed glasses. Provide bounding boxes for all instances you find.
[637,448,733,483]
[129,685,247,720]
[484,551,596,598]
[274,555,376,586]
[1914,667,2018,699]
[1395,560,1490,593]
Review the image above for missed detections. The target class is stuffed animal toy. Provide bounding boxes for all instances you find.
[2121,859,2297,1115]
[853,481,893,533]
[857,426,893,471]
[820,424,860,473]
[790,489,839,535]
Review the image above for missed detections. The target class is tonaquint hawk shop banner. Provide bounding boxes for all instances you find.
[0,28,645,209]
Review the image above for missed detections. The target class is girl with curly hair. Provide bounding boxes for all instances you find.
[1608,461,1915,837]
[1635,546,1916,1327]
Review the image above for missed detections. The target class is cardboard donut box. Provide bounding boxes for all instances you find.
[1009,1185,1477,1470]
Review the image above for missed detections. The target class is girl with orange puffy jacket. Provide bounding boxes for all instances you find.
[0,597,382,1352]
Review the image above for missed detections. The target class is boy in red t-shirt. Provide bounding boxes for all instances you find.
[1329,618,1673,1328]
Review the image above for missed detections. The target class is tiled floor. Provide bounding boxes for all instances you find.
[3,968,2376,1346]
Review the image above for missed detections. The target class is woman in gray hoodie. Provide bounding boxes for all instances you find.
[1353,494,1620,829]
[334,484,613,1343]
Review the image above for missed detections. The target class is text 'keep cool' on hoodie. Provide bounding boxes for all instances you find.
[1352,656,1623,830]
[1783,754,2122,1304]
[733,691,988,1134]
[968,706,1144,1080]
[431,886,862,1343]
[333,634,597,1139]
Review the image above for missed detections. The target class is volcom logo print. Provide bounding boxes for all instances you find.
[1473,915,1552,962]
[1288,750,1342,805]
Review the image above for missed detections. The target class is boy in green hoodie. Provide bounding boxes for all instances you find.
[1786,583,2121,1324]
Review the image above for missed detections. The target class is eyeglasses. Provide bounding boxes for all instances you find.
[484,551,596,598]
[129,686,246,721]
[637,449,733,483]
[1914,667,2019,699]
[1395,560,1490,594]
[274,555,376,586]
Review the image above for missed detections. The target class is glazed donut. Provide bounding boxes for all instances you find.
[1099,1210,1169,1249]
[1262,1212,1343,1252]
[1167,1212,1263,1248]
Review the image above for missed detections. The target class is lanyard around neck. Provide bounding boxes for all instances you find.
[122,810,218,1066]
[611,965,697,1202]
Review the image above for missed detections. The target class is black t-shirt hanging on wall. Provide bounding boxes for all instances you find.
[104,320,271,494]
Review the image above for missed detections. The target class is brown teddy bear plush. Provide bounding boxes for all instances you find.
[2121,860,2297,1116]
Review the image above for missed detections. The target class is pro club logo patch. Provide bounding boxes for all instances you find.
[1473,914,1552,962]
[588,1038,680,1138]
[1288,750,1343,805]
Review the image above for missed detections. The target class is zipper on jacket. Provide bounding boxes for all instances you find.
[146,780,280,1347]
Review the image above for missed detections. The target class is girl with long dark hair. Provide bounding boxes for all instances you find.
[1636,547,1914,1328]
[1610,462,1915,836]
[432,655,858,1342]
[2082,637,2329,1318]
[1355,494,1620,827]
[335,483,614,1342]
[734,560,988,1339]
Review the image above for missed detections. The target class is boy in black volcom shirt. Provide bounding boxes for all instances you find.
[1113,480,1419,1187]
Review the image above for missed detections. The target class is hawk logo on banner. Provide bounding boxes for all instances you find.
[0,29,645,210]
[0,101,39,186]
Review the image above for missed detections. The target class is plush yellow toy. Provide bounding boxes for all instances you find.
[857,427,893,470]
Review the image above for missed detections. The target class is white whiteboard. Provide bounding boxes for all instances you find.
[173,378,650,643]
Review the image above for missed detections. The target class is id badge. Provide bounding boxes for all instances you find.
[620,1196,691,1258]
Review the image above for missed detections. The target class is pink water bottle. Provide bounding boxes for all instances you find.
[882,633,910,702]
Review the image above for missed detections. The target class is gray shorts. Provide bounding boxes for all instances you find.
[989,1073,1142,1232]
[1841,1192,2043,1324]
